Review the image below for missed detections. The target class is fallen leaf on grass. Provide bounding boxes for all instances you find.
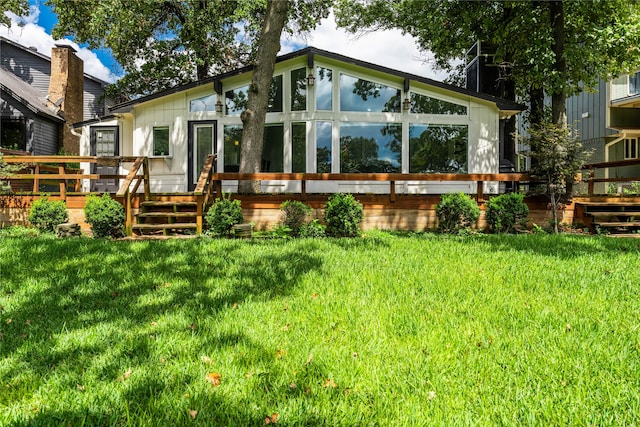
[231,302,238,309]
[6,318,12,324]
[276,349,286,359]
[281,323,290,331]
[188,410,198,420]
[311,293,318,299]
[76,384,85,391]
[264,413,278,424]
[200,355,213,364]
[206,372,221,386]
[120,368,133,381]
[305,353,313,365]
[427,390,436,401]
[323,378,336,388]
[566,323,572,332]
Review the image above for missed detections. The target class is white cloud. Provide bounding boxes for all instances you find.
[1,10,118,83]
[281,13,448,82]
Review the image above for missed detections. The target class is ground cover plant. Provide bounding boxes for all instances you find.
[1,233,639,425]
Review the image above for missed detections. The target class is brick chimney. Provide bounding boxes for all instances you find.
[48,44,83,155]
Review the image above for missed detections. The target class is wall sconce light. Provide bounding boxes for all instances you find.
[307,73,316,86]
[215,100,223,113]
[403,97,411,112]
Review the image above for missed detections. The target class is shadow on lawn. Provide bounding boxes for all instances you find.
[0,237,326,425]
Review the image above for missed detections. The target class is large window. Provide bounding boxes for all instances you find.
[339,123,401,173]
[410,93,467,115]
[409,124,468,173]
[223,124,284,172]
[630,72,640,96]
[316,121,332,173]
[152,126,170,156]
[340,74,401,113]
[225,75,283,116]
[0,118,26,151]
[189,94,216,112]
[291,68,307,111]
[292,122,306,173]
[316,67,333,111]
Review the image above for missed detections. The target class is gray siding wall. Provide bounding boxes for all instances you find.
[566,80,615,141]
[0,43,52,94]
[32,118,59,155]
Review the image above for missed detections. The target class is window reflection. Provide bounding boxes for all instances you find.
[316,67,333,111]
[225,75,283,116]
[339,122,401,173]
[410,93,467,115]
[316,121,332,173]
[409,124,468,173]
[340,74,401,113]
[292,122,306,172]
[291,68,307,111]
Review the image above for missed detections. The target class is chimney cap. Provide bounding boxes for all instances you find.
[54,43,77,53]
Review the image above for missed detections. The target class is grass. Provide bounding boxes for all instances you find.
[1,232,639,425]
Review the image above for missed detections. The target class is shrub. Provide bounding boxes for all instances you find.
[280,200,312,237]
[435,192,480,234]
[324,193,364,237]
[28,195,68,233]
[299,219,326,238]
[206,193,244,237]
[84,194,125,238]
[485,192,529,233]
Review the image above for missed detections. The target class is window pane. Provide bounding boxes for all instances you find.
[291,68,307,111]
[316,121,332,173]
[410,93,467,115]
[340,123,401,173]
[225,76,283,116]
[409,124,468,173]
[631,72,640,95]
[189,94,216,112]
[292,122,306,173]
[340,74,401,113]
[1,119,26,151]
[195,125,214,175]
[224,125,242,171]
[223,124,284,172]
[263,124,284,172]
[316,67,333,111]
[153,126,170,156]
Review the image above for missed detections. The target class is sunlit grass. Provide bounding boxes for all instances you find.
[1,232,639,425]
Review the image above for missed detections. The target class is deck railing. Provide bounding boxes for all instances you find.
[115,157,150,235]
[206,172,531,203]
[192,154,217,234]
[582,159,640,195]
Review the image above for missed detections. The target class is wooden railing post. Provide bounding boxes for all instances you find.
[476,181,484,203]
[33,164,39,193]
[143,157,150,199]
[58,164,66,200]
[125,190,132,236]
[390,180,396,202]
[196,194,203,234]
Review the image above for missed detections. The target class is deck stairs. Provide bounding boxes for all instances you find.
[579,201,640,236]
[132,199,200,236]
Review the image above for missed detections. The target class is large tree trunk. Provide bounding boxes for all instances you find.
[238,0,290,194]
[550,0,567,127]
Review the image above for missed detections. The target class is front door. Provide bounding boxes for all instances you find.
[90,126,119,192]
[188,121,217,190]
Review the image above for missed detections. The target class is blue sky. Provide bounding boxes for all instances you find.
[2,1,447,84]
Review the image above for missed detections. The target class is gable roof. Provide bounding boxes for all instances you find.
[0,66,64,122]
[0,36,111,86]
[109,46,524,114]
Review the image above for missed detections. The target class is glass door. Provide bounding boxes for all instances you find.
[188,121,217,190]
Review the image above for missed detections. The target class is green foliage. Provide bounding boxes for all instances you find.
[485,192,529,233]
[205,193,244,237]
[0,225,39,237]
[324,193,364,237]
[299,218,326,238]
[279,200,312,237]
[0,0,29,26]
[0,153,23,193]
[435,192,480,234]
[28,195,68,233]
[522,123,592,233]
[84,194,125,238]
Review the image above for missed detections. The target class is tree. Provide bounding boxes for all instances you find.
[0,0,28,27]
[50,0,255,98]
[521,123,591,233]
[336,0,640,127]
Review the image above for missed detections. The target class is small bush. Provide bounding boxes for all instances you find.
[299,219,326,238]
[206,193,244,237]
[280,200,312,237]
[485,192,529,233]
[435,192,480,234]
[84,194,125,238]
[324,193,364,237]
[28,195,68,233]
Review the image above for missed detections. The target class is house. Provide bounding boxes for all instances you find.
[566,71,640,187]
[0,36,111,155]
[74,47,523,195]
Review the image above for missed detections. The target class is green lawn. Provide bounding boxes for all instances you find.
[1,232,639,426]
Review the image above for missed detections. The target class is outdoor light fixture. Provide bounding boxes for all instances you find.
[215,100,223,113]
[307,72,316,86]
[403,97,411,111]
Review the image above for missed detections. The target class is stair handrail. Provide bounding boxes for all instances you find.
[116,156,149,236]
[193,154,217,234]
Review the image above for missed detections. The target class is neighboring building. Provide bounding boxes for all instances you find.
[567,71,640,170]
[0,37,111,155]
[75,47,523,195]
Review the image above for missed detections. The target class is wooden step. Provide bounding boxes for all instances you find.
[132,223,198,231]
[588,211,640,217]
[141,201,198,208]
[593,221,640,227]
[137,212,198,218]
